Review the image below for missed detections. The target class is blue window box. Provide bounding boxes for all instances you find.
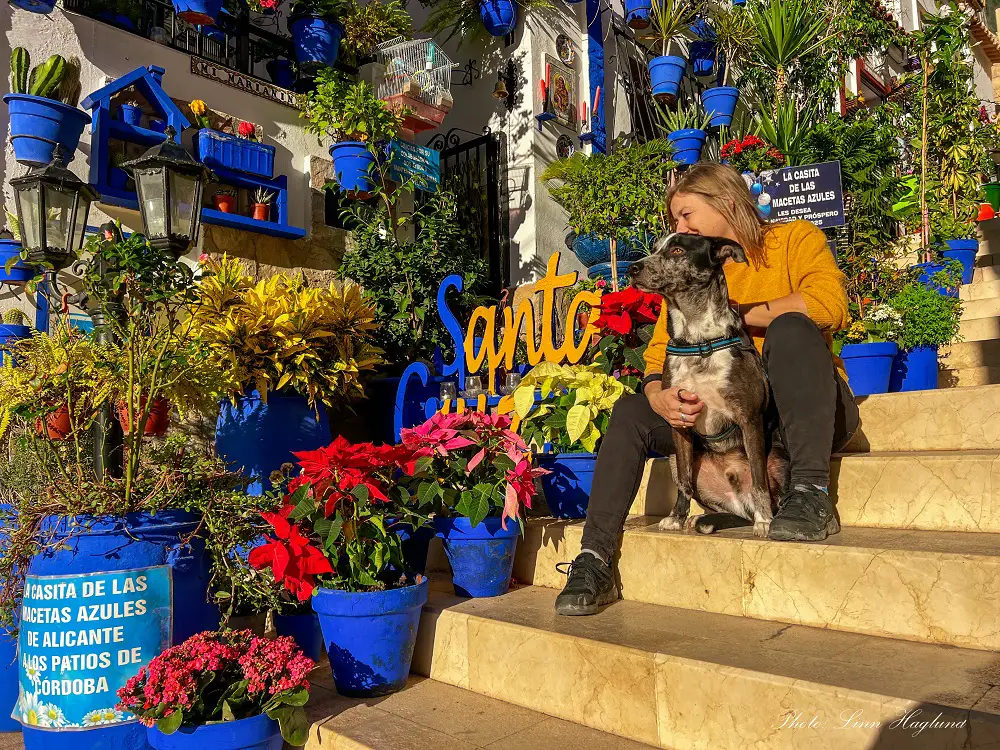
[194,128,275,179]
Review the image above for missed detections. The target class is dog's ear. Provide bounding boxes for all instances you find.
[710,238,748,265]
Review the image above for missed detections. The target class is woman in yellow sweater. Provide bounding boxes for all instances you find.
[556,163,860,616]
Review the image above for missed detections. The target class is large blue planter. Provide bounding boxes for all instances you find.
[648,56,686,100]
[147,712,281,750]
[944,239,978,285]
[0,239,31,284]
[587,261,634,285]
[701,86,739,128]
[21,511,218,750]
[330,141,377,196]
[171,0,223,24]
[477,0,517,35]
[667,128,707,165]
[275,612,323,663]
[9,0,54,13]
[913,261,960,298]
[289,14,345,69]
[570,233,650,266]
[889,345,939,392]
[4,94,90,168]
[624,0,651,28]
[538,452,596,519]
[194,129,275,180]
[435,517,518,598]
[841,341,899,396]
[215,391,330,496]
[312,579,428,697]
[690,41,716,76]
[394,523,436,576]
[265,59,295,89]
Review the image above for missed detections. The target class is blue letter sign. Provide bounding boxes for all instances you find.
[14,566,172,730]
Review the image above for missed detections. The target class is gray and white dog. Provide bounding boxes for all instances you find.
[630,233,788,537]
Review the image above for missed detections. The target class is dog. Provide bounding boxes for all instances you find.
[629,233,789,537]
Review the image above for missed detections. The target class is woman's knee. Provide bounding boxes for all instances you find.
[609,393,653,427]
[763,312,823,357]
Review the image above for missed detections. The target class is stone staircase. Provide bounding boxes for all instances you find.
[307,383,1000,749]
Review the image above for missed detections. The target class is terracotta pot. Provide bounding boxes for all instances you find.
[252,203,270,221]
[213,194,235,213]
[117,396,171,436]
[35,404,71,440]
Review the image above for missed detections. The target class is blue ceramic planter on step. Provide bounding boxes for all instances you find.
[648,56,686,100]
[477,0,517,35]
[889,345,939,392]
[841,341,898,396]
[147,712,281,750]
[944,239,977,285]
[538,452,596,519]
[330,141,377,196]
[913,261,960,297]
[667,128,707,165]
[194,129,276,179]
[275,612,323,663]
[289,14,345,69]
[701,86,739,128]
[313,579,428,697]
[4,94,90,167]
[435,517,519,598]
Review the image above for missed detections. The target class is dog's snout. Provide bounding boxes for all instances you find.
[629,260,643,277]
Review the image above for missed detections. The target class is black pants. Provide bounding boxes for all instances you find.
[580,312,860,562]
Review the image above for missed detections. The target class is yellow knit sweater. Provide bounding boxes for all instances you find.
[643,220,850,379]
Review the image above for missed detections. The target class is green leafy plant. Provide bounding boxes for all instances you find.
[655,101,712,133]
[890,282,963,350]
[253,187,275,204]
[752,97,815,164]
[289,0,351,18]
[648,0,695,57]
[300,72,403,144]
[341,0,412,62]
[420,0,552,46]
[705,0,758,86]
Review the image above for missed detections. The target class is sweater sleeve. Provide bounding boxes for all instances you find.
[787,221,849,333]
[643,304,670,377]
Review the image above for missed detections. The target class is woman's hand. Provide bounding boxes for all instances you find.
[646,383,704,429]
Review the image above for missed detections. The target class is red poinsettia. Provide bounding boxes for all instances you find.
[721,135,785,173]
[249,505,333,601]
[594,286,662,336]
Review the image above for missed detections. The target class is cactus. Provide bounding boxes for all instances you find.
[27,55,67,100]
[2,309,27,326]
[10,48,29,95]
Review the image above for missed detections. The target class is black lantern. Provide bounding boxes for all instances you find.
[10,145,98,271]
[122,126,210,258]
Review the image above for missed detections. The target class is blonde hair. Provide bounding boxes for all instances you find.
[666,163,771,267]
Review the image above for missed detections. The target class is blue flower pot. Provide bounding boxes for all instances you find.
[9,0,54,12]
[538,452,596,519]
[477,0,517,35]
[944,239,978,285]
[289,14,345,69]
[171,0,223,24]
[148,117,167,134]
[624,0,651,28]
[330,141,377,196]
[194,129,276,180]
[889,345,939,392]
[21,511,218,750]
[570,233,651,266]
[690,41,716,76]
[913,261,960,298]
[394,522,436,576]
[691,16,716,39]
[0,240,31,284]
[0,630,17,733]
[214,391,331,496]
[118,104,143,126]
[587,261,634,285]
[841,341,899,396]
[0,324,31,366]
[701,86,739,128]
[275,612,323,663]
[265,59,296,89]
[313,579,429,697]
[4,94,90,168]
[648,55,686,100]
[109,167,130,190]
[667,128,707,165]
[435,517,519,598]
[147,712,282,750]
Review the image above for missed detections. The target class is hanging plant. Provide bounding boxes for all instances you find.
[421,0,552,45]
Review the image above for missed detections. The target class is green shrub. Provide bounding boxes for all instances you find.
[890,282,963,350]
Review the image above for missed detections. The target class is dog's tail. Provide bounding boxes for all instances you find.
[692,513,753,534]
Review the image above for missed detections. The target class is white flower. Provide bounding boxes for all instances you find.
[23,660,42,689]
[18,691,44,727]
[82,707,124,726]
[38,703,67,728]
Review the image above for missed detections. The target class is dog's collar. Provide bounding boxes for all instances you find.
[694,423,740,443]
[666,335,745,358]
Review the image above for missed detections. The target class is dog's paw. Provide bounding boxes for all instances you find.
[684,514,705,531]
[658,516,686,531]
[753,520,771,538]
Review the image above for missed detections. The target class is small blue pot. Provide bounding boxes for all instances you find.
[538,452,596,519]
[690,41,716,76]
[0,239,31,284]
[435,517,519,598]
[275,612,323,663]
[118,104,143,126]
[624,0,651,28]
[889,345,939,393]
[195,129,276,180]
[913,261,960,298]
[395,522,436,576]
[478,0,517,35]
[648,55,686,100]
[109,167,130,190]
[172,0,223,24]
[667,128,707,165]
[215,391,331,496]
[9,0,54,12]
[701,86,739,128]
[148,117,167,134]
[289,14,345,69]
[944,239,977,285]
[330,141,377,196]
[4,94,90,168]
[265,59,296,89]
[841,341,899,396]
[571,233,651,266]
[147,712,281,750]
[313,579,429,697]
[587,261,634,285]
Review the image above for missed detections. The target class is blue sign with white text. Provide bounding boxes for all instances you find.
[14,566,172,730]
[390,141,440,190]
[753,160,846,229]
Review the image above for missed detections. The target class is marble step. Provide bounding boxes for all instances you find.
[961,296,1000,321]
[958,315,1000,342]
[975,253,1000,268]
[306,674,648,749]
[974,264,1000,282]
[415,586,1000,749]
[960,278,1000,301]
[941,339,1000,369]
[939,366,1000,388]
[512,518,1000,650]
[628,451,1000,532]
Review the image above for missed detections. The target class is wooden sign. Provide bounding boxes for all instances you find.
[190,57,299,110]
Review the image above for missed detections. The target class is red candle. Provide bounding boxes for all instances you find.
[592,87,601,115]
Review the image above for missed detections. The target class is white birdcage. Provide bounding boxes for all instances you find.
[375,37,458,108]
